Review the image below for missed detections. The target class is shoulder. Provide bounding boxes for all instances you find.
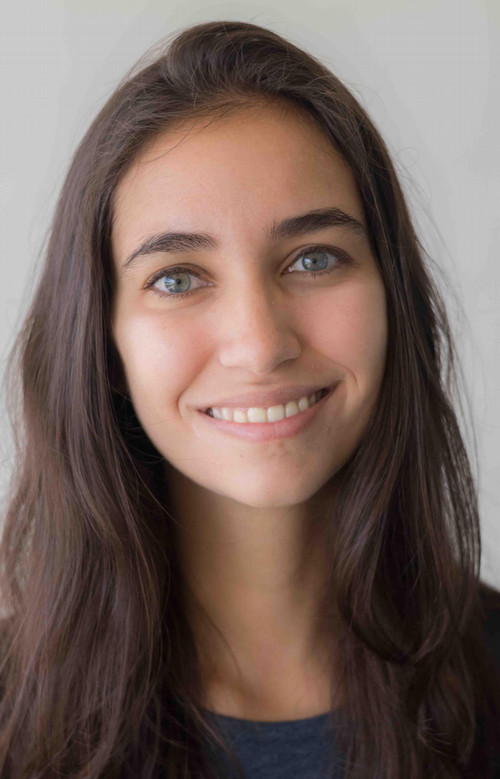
[463,582,500,777]
[477,579,500,665]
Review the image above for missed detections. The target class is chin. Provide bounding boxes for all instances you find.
[213,474,332,510]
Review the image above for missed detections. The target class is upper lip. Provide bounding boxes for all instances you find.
[198,383,337,411]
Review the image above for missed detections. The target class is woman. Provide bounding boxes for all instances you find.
[0,19,499,779]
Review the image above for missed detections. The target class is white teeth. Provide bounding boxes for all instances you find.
[247,407,268,422]
[285,400,299,418]
[207,391,322,424]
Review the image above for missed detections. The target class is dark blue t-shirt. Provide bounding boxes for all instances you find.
[204,708,344,779]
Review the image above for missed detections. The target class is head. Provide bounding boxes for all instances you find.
[32,20,438,518]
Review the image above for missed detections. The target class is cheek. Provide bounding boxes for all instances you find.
[306,276,387,388]
[113,309,204,418]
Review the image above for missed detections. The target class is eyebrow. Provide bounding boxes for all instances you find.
[121,207,369,271]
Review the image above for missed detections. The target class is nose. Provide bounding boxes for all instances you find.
[217,279,301,375]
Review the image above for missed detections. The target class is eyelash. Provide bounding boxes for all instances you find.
[144,244,350,301]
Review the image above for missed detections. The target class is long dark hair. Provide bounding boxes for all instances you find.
[1,19,499,779]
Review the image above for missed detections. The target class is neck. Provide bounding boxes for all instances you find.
[166,465,343,719]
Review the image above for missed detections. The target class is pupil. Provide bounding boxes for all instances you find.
[163,272,190,293]
[303,251,328,271]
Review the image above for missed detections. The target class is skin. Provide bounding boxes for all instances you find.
[111,104,388,720]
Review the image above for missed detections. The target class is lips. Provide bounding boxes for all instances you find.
[197,382,337,442]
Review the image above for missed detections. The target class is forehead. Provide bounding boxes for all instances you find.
[111,104,364,254]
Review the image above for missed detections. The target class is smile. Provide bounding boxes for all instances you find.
[198,384,338,443]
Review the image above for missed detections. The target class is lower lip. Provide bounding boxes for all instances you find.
[197,384,338,442]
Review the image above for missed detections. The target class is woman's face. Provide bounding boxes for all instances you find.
[111,106,388,509]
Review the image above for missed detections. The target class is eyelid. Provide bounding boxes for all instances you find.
[145,264,205,287]
[144,244,350,298]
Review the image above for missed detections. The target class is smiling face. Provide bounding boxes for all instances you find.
[110,104,388,509]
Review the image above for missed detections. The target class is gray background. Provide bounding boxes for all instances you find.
[1,0,498,588]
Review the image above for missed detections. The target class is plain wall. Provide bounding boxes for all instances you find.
[0,0,498,587]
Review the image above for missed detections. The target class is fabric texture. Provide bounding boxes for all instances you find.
[203,708,344,779]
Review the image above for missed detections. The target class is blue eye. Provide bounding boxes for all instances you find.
[145,244,349,300]
[150,267,206,297]
[286,246,346,276]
